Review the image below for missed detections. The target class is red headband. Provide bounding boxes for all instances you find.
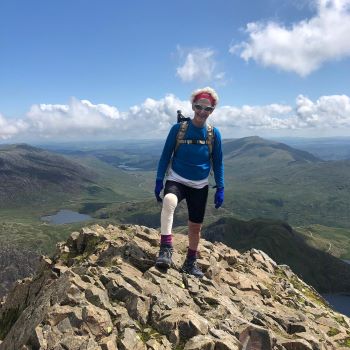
[193,92,215,105]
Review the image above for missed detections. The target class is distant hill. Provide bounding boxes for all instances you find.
[0,144,100,207]
[276,137,350,160]
[223,136,320,163]
[50,140,164,171]
[221,136,350,228]
[202,216,350,293]
[36,137,350,229]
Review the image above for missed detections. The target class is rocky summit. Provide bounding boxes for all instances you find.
[0,224,349,350]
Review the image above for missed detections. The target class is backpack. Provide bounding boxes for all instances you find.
[177,110,191,123]
[174,121,215,172]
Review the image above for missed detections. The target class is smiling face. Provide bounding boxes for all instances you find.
[192,98,215,127]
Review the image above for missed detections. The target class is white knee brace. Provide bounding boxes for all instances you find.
[161,193,178,235]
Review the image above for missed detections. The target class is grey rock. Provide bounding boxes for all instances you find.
[282,339,313,350]
[184,335,215,350]
[99,334,118,350]
[239,324,274,350]
[0,224,348,350]
[118,328,146,350]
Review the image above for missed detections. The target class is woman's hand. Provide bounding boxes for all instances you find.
[154,180,164,202]
[214,187,224,208]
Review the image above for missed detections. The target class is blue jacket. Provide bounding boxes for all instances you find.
[156,120,224,188]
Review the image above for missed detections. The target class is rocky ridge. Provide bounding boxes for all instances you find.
[0,224,349,350]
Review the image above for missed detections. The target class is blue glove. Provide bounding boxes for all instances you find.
[214,187,224,209]
[154,179,164,202]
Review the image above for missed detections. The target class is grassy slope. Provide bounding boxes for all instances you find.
[0,150,155,255]
[222,141,350,228]
[54,137,350,229]
[296,224,350,260]
[65,154,153,203]
[2,138,350,263]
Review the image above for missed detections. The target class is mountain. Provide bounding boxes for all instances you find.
[202,217,350,293]
[0,224,349,349]
[276,137,350,161]
[47,136,350,229]
[223,136,320,164]
[221,137,350,229]
[0,144,100,207]
[49,139,165,171]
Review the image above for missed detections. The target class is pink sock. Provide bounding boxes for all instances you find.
[160,234,173,246]
[187,248,197,260]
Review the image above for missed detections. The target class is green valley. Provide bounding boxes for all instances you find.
[1,137,350,296]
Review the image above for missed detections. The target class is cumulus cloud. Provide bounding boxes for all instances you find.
[213,94,350,133]
[26,98,122,137]
[176,47,226,83]
[1,94,350,141]
[0,113,28,140]
[0,96,192,141]
[214,104,293,130]
[230,0,350,76]
[295,94,350,127]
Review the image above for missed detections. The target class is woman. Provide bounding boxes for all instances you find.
[154,87,224,278]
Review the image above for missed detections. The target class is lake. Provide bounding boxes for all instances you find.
[41,209,92,224]
[323,293,350,317]
[322,259,350,317]
[118,164,140,171]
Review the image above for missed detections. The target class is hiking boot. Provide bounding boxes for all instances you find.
[180,258,204,278]
[155,245,173,269]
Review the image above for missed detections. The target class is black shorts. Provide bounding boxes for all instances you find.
[164,180,209,224]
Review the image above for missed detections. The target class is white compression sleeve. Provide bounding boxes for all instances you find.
[160,193,178,235]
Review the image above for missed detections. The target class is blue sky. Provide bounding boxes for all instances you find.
[1,0,350,141]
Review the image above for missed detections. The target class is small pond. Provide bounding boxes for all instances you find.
[41,209,92,225]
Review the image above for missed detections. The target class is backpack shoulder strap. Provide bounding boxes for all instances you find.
[175,121,189,154]
[207,124,215,175]
[206,124,214,159]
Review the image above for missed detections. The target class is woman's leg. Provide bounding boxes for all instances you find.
[156,181,185,269]
[160,193,178,238]
[181,185,208,277]
[186,184,209,254]
[188,220,202,251]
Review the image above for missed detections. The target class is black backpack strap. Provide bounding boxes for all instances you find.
[175,121,189,154]
[206,124,214,175]
[206,124,214,159]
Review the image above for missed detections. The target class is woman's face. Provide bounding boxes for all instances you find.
[192,98,214,127]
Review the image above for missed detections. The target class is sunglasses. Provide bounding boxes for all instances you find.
[194,104,215,112]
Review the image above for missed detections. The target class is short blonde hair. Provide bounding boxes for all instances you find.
[190,87,219,106]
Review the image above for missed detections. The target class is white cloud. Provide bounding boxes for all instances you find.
[26,98,122,136]
[295,94,350,127]
[213,94,350,137]
[0,113,28,140]
[176,47,226,83]
[214,104,293,129]
[1,95,191,141]
[230,0,350,76]
[1,94,350,141]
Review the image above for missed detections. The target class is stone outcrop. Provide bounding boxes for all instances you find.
[0,224,349,350]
